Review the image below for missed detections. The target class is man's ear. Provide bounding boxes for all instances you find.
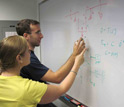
[23,33,29,40]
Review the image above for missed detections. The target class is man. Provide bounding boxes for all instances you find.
[16,19,85,107]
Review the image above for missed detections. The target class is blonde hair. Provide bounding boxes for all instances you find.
[0,35,28,71]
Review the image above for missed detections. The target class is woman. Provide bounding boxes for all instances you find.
[0,35,86,107]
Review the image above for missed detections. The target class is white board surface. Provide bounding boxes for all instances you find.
[39,0,124,107]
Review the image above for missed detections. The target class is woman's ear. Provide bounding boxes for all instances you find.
[16,55,23,64]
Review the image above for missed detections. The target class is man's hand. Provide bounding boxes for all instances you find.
[72,37,85,57]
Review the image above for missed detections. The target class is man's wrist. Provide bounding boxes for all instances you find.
[71,53,76,58]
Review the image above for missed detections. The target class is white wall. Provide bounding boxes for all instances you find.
[0,0,41,59]
[0,0,37,20]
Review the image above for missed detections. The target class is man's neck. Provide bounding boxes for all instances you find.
[28,43,35,51]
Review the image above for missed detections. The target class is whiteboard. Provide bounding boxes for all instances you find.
[39,0,124,107]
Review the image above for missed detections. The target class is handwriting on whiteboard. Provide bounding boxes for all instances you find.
[65,0,122,87]
[65,0,108,37]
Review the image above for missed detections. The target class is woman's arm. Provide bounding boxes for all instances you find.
[41,37,85,83]
[39,48,86,104]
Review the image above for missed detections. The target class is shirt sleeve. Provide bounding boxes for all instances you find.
[24,79,48,104]
[27,61,49,81]
[20,51,49,82]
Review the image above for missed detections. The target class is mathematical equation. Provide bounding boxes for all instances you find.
[101,39,124,58]
[100,27,117,36]
[101,39,124,47]
[65,0,108,37]
[90,54,101,64]
[90,69,105,87]
[65,0,122,87]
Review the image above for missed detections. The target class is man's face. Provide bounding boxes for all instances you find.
[28,24,43,48]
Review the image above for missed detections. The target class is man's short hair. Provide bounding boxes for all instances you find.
[16,19,40,36]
